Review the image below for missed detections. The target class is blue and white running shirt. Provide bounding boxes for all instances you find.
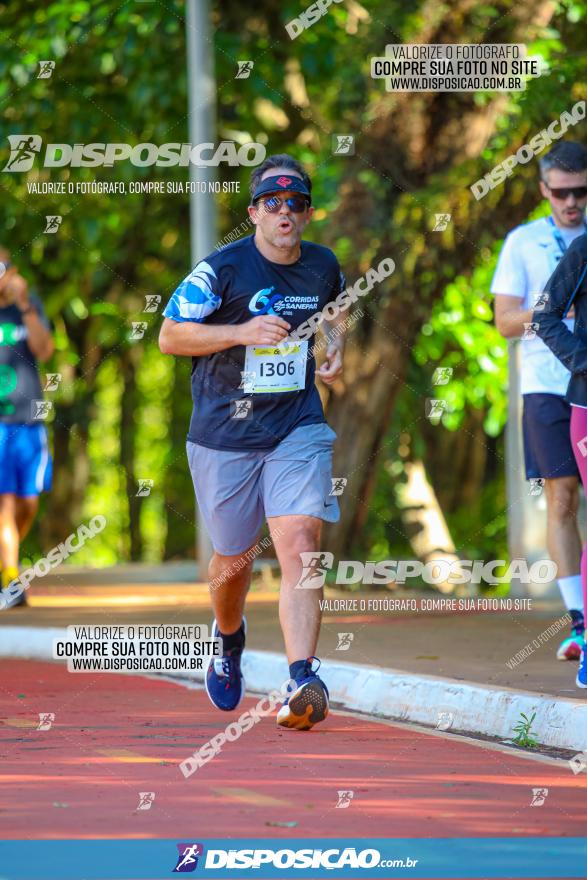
[163,234,345,450]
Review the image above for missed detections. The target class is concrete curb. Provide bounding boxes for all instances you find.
[2,626,586,752]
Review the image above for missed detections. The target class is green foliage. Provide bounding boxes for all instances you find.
[1,0,586,567]
[512,711,539,749]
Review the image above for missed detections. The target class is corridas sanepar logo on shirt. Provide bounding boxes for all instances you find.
[248,287,319,318]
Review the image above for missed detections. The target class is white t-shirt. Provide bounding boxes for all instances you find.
[490,216,585,396]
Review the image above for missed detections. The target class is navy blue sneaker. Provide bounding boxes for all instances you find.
[577,648,587,689]
[277,657,329,730]
[205,618,246,711]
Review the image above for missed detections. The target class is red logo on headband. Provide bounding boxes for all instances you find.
[275,176,293,188]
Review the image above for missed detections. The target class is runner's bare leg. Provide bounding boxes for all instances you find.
[207,547,256,634]
[267,514,322,664]
[15,496,39,542]
[0,494,19,569]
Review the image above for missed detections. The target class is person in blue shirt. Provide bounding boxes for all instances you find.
[160,154,347,730]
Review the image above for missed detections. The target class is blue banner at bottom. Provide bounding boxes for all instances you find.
[0,838,584,879]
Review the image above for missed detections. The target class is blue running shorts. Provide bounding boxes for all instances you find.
[0,423,53,496]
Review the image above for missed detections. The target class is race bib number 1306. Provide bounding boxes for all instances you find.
[243,341,308,393]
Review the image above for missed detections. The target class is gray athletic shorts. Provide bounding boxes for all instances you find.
[186,422,339,556]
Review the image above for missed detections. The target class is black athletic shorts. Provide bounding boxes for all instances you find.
[522,393,579,480]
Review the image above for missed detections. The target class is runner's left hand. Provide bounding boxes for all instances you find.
[316,345,343,385]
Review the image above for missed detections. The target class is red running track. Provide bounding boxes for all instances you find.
[0,660,585,841]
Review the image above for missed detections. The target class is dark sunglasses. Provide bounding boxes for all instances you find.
[0,261,13,275]
[546,185,587,200]
[256,195,309,213]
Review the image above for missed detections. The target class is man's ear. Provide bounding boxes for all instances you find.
[247,205,258,226]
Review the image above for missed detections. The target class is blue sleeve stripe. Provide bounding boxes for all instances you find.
[162,260,222,323]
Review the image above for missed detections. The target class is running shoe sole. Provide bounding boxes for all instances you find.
[204,617,246,712]
[276,679,329,731]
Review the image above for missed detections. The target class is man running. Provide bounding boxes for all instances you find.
[492,141,587,660]
[0,247,54,607]
[159,154,346,730]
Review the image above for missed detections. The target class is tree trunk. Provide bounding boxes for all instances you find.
[43,395,92,548]
[322,0,554,557]
[163,358,196,560]
[120,346,142,561]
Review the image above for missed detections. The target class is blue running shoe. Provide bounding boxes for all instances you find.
[277,657,329,730]
[205,618,246,711]
[577,648,587,689]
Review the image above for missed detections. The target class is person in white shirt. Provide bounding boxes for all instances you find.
[492,140,587,661]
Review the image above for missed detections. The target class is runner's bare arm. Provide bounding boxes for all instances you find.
[5,272,54,361]
[21,308,54,362]
[159,315,291,356]
[316,313,346,384]
[494,294,534,339]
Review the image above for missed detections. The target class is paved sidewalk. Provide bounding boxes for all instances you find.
[0,581,583,700]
